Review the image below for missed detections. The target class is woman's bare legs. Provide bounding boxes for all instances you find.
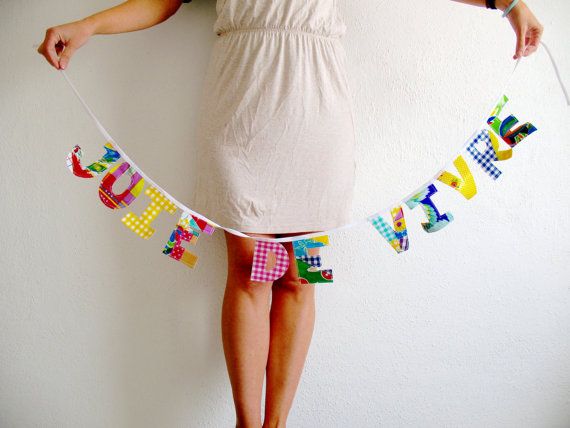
[263,231,320,428]
[222,230,276,428]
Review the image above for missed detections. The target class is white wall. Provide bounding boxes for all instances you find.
[1,1,569,427]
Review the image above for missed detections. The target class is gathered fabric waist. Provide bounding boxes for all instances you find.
[216,26,343,40]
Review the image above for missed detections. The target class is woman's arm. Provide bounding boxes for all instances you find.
[37,0,185,70]
[451,0,544,60]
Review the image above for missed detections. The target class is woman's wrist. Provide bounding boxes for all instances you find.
[80,16,99,36]
[495,0,520,12]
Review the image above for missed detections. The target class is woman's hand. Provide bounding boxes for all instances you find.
[452,0,544,60]
[36,1,185,71]
[37,19,94,70]
[500,0,544,60]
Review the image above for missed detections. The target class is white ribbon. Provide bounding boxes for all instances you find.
[60,41,568,243]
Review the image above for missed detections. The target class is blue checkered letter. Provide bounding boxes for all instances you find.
[466,129,503,180]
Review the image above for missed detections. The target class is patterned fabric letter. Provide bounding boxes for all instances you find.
[487,95,537,147]
[467,129,502,180]
[292,236,333,284]
[250,241,290,282]
[368,206,409,253]
[98,162,144,209]
[163,212,216,268]
[405,184,453,233]
[437,155,477,199]
[163,226,199,268]
[121,187,177,239]
[66,142,121,178]
[466,129,513,180]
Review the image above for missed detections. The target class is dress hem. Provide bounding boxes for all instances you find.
[221,219,353,235]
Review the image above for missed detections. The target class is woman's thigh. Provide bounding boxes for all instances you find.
[223,230,322,287]
[224,231,277,283]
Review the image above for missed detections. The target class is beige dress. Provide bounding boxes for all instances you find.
[189,0,357,234]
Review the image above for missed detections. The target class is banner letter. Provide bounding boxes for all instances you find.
[368,206,409,253]
[466,129,509,180]
[163,212,216,268]
[98,162,144,209]
[466,128,516,180]
[437,155,477,199]
[405,184,453,233]
[121,187,177,239]
[292,236,333,284]
[250,241,290,282]
[487,95,537,147]
[66,142,121,178]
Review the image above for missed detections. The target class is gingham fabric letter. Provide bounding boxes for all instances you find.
[66,142,121,178]
[368,206,409,253]
[466,128,517,180]
[487,95,537,147]
[437,155,477,200]
[250,241,290,282]
[405,184,453,233]
[466,129,504,180]
[121,187,177,239]
[98,162,145,209]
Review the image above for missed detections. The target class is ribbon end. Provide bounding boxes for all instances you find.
[539,41,570,106]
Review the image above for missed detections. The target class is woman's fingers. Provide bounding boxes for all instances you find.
[59,44,77,70]
[39,28,62,69]
[524,25,543,56]
[514,27,526,60]
[506,1,543,60]
[37,22,91,70]
[55,41,64,56]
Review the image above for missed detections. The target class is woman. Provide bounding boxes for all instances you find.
[37,1,543,427]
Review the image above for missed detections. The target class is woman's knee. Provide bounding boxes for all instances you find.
[272,246,314,296]
[273,271,315,297]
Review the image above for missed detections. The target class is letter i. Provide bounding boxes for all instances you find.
[122,187,177,239]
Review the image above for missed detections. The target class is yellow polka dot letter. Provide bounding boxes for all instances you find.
[121,187,177,239]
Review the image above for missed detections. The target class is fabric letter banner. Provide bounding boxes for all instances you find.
[66,142,121,178]
[292,236,333,284]
[122,187,177,239]
[250,241,290,282]
[58,40,569,280]
[98,162,145,209]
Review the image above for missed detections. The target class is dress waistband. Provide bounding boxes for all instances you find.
[216,26,342,40]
